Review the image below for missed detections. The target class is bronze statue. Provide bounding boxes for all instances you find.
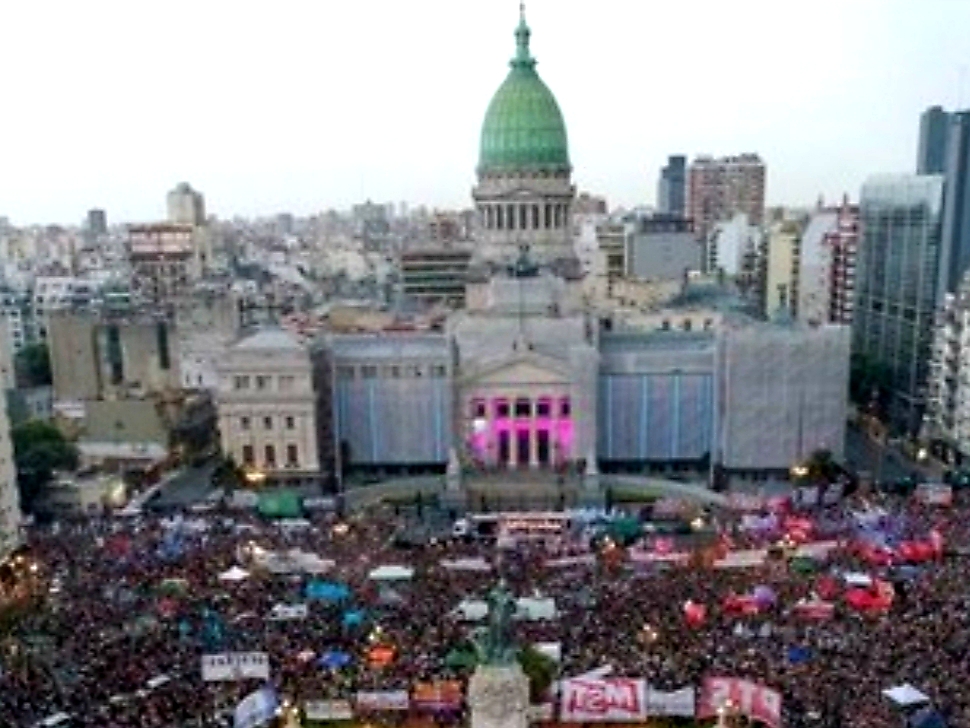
[474,579,518,664]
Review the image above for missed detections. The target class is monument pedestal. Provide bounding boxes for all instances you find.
[446,447,462,491]
[468,663,530,728]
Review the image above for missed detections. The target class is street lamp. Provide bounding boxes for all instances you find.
[791,464,809,479]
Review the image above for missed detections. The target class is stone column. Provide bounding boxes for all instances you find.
[529,419,539,469]
[508,424,518,469]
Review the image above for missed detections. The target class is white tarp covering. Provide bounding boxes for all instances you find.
[368,564,414,581]
[202,652,270,682]
[219,566,250,582]
[714,550,767,569]
[844,572,873,587]
[267,603,309,621]
[516,597,557,621]
[440,557,492,572]
[882,684,930,707]
[454,599,489,621]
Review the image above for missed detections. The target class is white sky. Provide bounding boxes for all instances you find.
[1,0,969,225]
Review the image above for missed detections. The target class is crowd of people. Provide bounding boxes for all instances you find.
[1,483,969,728]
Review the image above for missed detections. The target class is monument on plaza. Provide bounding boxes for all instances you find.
[468,580,530,728]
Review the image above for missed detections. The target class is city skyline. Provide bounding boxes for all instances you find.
[2,0,970,225]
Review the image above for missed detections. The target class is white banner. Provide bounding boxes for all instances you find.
[794,540,841,559]
[560,678,647,722]
[267,603,308,621]
[202,652,270,682]
[235,687,277,728]
[916,483,953,506]
[305,700,353,721]
[714,549,767,569]
[645,687,695,717]
[355,690,410,711]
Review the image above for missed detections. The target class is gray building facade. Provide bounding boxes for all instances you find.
[854,175,945,435]
[625,215,701,282]
[328,334,453,469]
[598,333,715,463]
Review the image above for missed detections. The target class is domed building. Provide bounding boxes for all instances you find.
[472,6,576,267]
[309,6,850,505]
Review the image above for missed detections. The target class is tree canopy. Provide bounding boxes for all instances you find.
[14,343,52,388]
[11,421,77,511]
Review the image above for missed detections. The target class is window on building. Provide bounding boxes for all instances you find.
[263,416,273,430]
[234,375,250,390]
[472,400,486,418]
[496,400,510,417]
[362,365,378,379]
[286,416,295,430]
[241,416,251,430]
[286,444,299,467]
[514,398,531,417]
[337,366,355,380]
[278,375,295,391]
[432,364,446,378]
[536,399,551,417]
[265,445,276,467]
[256,375,270,390]
[682,319,692,331]
[661,320,670,331]
[242,445,254,466]
[560,398,571,417]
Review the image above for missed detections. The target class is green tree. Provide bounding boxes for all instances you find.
[14,343,52,388]
[11,421,78,511]
[517,645,557,703]
[212,456,245,494]
[803,449,839,483]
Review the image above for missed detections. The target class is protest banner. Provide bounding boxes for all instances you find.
[355,690,410,712]
[304,700,353,721]
[202,652,270,682]
[645,686,695,717]
[560,677,647,722]
[412,681,464,711]
[915,484,953,506]
[696,677,781,727]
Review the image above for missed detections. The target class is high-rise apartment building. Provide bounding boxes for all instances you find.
[687,154,766,240]
[128,223,198,305]
[167,182,206,227]
[87,208,107,236]
[924,274,970,462]
[764,218,803,321]
[917,105,951,175]
[0,325,22,559]
[825,197,860,325]
[657,155,686,217]
[854,175,945,435]
[793,195,860,327]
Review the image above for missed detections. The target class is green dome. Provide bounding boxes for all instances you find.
[478,9,570,175]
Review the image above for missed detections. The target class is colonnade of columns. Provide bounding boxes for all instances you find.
[469,395,571,469]
[479,202,569,231]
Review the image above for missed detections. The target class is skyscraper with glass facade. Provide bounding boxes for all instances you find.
[854,175,945,435]
[917,105,951,175]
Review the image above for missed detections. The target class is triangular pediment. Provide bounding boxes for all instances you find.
[463,352,570,386]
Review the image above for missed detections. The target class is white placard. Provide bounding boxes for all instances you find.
[202,652,270,682]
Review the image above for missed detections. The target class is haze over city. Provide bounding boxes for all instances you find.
[2,0,970,224]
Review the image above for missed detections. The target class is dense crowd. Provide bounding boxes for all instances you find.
[2,486,969,728]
